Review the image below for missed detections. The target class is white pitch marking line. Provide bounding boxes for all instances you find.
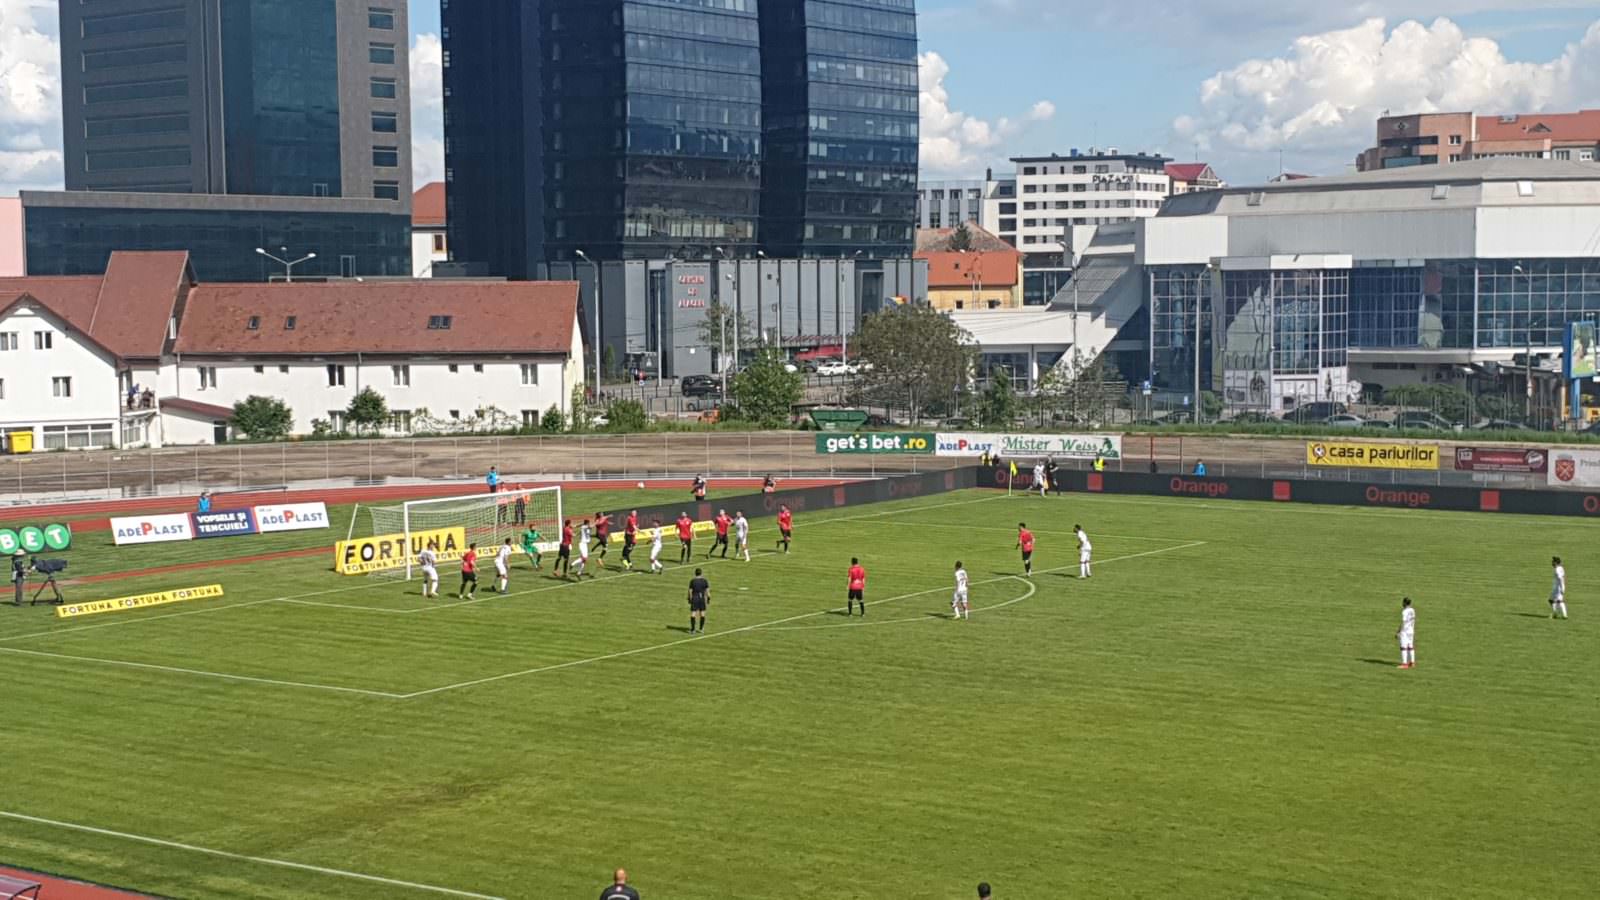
[401,539,1207,699]
[902,521,1194,541]
[0,646,404,699]
[765,577,1037,631]
[0,810,504,899]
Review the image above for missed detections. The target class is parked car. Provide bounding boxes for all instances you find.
[1469,418,1528,431]
[1287,401,1347,423]
[782,361,799,374]
[1323,414,1368,428]
[1164,411,1196,424]
[680,374,723,398]
[939,417,975,429]
[1222,411,1277,424]
[1391,411,1461,432]
[816,360,855,377]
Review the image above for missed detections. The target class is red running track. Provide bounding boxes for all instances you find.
[1,478,850,533]
[0,865,157,900]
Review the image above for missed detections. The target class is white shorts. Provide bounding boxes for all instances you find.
[1550,591,1564,604]
[421,565,438,582]
[1079,549,1091,563]
[650,545,662,560]
[495,561,508,577]
[578,546,589,560]
[953,588,968,604]
[1398,630,1414,647]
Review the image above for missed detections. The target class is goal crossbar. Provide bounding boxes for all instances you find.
[369,485,563,580]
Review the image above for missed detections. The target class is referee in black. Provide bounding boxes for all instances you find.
[687,568,710,634]
[600,868,640,900]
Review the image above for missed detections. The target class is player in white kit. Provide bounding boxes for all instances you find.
[495,538,513,594]
[1033,461,1048,497]
[1396,597,1416,669]
[1550,556,1568,619]
[573,520,591,578]
[1074,525,1092,578]
[734,511,750,561]
[649,520,665,574]
[951,561,970,620]
[417,546,439,598]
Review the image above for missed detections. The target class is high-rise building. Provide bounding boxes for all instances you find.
[58,0,410,205]
[758,0,919,258]
[916,179,984,230]
[443,0,918,275]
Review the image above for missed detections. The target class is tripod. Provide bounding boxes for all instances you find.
[30,572,63,605]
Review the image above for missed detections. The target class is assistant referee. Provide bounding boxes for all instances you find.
[600,868,640,900]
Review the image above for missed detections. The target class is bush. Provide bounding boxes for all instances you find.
[1382,383,1471,422]
[605,398,649,432]
[230,395,293,440]
[540,405,564,433]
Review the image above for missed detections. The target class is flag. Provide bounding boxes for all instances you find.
[1009,461,1018,477]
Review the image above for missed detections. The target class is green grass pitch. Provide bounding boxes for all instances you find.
[1,488,1595,899]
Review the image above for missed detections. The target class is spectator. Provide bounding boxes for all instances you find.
[486,466,500,494]
[1093,454,1106,473]
[197,491,212,514]
[1148,459,1159,474]
[762,474,776,494]
[1194,459,1207,476]
[599,868,640,900]
[127,384,137,410]
[978,883,992,899]
[141,388,154,409]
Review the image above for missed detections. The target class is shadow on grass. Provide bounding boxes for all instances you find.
[1508,612,1553,619]
[1356,658,1399,667]
[664,625,695,634]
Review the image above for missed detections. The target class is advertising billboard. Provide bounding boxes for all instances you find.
[1566,321,1598,380]
[1547,448,1600,488]
[255,502,331,533]
[815,433,934,454]
[110,513,195,545]
[1306,441,1440,470]
[1453,447,1547,474]
[936,433,1122,461]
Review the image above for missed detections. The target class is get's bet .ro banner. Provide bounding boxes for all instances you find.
[335,526,467,575]
[1307,441,1440,470]
[815,432,933,454]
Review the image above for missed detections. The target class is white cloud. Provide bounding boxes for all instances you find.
[1173,16,1600,181]
[0,0,63,195]
[409,32,444,187]
[919,50,1056,176]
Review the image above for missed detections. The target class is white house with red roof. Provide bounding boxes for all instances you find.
[0,251,582,449]
[1164,163,1224,195]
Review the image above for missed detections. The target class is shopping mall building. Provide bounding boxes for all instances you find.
[1127,158,1600,412]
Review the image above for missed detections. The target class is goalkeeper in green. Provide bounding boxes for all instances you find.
[521,524,543,570]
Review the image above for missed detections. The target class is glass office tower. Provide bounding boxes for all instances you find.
[759,0,919,258]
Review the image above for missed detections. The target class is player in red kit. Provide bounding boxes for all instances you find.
[592,512,612,567]
[1016,522,1035,576]
[847,557,867,616]
[777,505,794,554]
[709,509,732,558]
[676,512,694,563]
[458,543,479,599]
[621,510,639,570]
[556,519,574,577]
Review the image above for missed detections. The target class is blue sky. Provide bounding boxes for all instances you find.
[0,2,1595,195]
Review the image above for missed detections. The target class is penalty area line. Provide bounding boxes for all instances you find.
[0,810,505,899]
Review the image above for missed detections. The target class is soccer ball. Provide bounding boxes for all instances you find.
[637,481,646,489]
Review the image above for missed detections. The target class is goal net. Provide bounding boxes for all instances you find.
[364,486,563,580]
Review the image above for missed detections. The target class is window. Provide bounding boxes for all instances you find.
[279,365,289,374]
[371,111,398,133]
[473,363,484,374]
[370,77,397,99]
[372,146,399,168]
[1449,134,1462,145]
[369,42,396,64]
[392,364,410,386]
[1431,184,1450,200]
[368,7,395,29]
[340,256,356,277]
[428,315,453,330]
[0,332,16,351]
[253,365,264,374]
[1448,154,1462,162]
[328,411,346,432]
[373,180,400,199]
[327,364,345,387]
[522,410,539,428]
[34,332,52,350]
[197,366,216,390]
[389,410,412,432]
[520,364,539,385]
[1516,180,1535,197]
[448,364,459,373]
[246,316,260,330]
[52,376,71,398]
[448,409,461,420]
[41,423,111,450]
[284,316,297,330]
[432,234,446,253]
[0,378,4,398]
[1246,191,1264,206]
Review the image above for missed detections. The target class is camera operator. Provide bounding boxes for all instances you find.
[10,549,25,607]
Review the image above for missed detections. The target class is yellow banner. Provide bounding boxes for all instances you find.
[56,584,224,619]
[335,526,467,575]
[1307,441,1440,470]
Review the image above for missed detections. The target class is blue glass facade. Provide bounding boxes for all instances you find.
[221,0,343,197]
[760,0,918,257]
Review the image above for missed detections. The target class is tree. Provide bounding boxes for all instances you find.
[345,387,388,434]
[540,405,565,433]
[568,383,593,432]
[949,221,974,252]
[730,348,803,428]
[602,344,618,380]
[605,398,649,432]
[980,368,1018,428]
[230,395,293,440]
[696,299,756,365]
[1037,348,1110,424]
[854,305,976,424]
[1383,384,1471,423]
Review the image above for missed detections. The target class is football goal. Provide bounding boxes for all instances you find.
[364,485,563,580]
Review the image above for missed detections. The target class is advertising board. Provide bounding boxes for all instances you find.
[0,523,71,554]
[1306,441,1439,470]
[335,526,467,575]
[193,509,257,539]
[815,433,934,454]
[255,502,331,533]
[936,433,1122,461]
[1453,447,1547,474]
[1547,448,1600,488]
[110,513,194,546]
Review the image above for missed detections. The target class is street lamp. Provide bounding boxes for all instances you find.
[719,271,736,396]
[1514,263,1535,420]
[575,249,601,400]
[756,250,778,348]
[716,246,740,376]
[255,247,315,283]
[1194,263,1214,423]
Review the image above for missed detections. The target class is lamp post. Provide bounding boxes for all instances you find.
[575,249,601,399]
[716,246,740,376]
[1194,263,1213,423]
[255,246,315,283]
[720,272,736,397]
[840,250,862,363]
[1514,263,1535,420]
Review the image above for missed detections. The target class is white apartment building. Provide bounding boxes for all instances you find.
[0,251,582,450]
[982,151,1174,255]
[916,179,985,230]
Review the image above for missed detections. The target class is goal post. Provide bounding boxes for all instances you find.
[364,486,563,580]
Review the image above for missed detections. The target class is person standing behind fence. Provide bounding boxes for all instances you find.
[486,466,500,494]
[197,491,212,514]
[514,491,527,524]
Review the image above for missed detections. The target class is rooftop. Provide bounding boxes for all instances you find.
[1012,150,1172,164]
[1474,110,1600,143]
[413,182,445,227]
[0,251,191,361]
[915,224,1015,254]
